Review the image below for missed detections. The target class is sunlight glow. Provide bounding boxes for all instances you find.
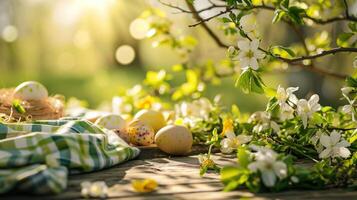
[2,25,18,42]
[130,18,149,40]
[115,45,135,65]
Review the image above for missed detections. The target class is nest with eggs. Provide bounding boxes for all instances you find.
[0,88,64,121]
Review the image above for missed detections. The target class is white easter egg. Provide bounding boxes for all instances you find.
[13,81,48,101]
[155,125,193,155]
[95,114,126,130]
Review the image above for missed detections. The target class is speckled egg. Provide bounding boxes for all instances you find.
[133,110,166,132]
[127,120,155,146]
[155,125,193,155]
[13,81,48,101]
[95,114,126,131]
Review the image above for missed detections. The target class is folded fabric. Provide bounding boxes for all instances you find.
[0,119,140,194]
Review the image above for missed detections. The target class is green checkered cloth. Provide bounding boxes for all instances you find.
[0,119,140,194]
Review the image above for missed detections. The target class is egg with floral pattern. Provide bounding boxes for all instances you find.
[127,120,155,146]
[13,81,48,101]
[95,114,126,131]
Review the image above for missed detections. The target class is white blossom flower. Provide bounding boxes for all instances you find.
[319,130,351,159]
[248,146,287,187]
[177,98,213,119]
[237,39,265,70]
[220,131,252,154]
[279,103,295,121]
[341,87,354,95]
[81,181,108,198]
[240,14,256,33]
[354,58,357,68]
[276,85,299,105]
[310,130,324,153]
[297,94,321,128]
[249,111,280,133]
[342,104,353,114]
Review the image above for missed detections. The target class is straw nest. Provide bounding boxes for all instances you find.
[0,88,64,121]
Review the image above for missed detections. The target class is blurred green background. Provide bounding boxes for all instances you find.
[0,0,355,112]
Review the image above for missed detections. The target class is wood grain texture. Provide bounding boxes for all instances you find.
[2,146,357,200]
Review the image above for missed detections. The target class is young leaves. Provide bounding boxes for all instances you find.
[236,68,265,94]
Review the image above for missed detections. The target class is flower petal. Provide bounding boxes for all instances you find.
[225,131,236,139]
[330,131,341,145]
[273,161,287,179]
[220,138,234,154]
[336,147,351,158]
[309,94,320,105]
[261,170,276,187]
[239,57,250,69]
[319,134,331,147]
[336,139,350,148]
[319,148,331,158]
[238,40,250,51]
[237,135,252,144]
[249,58,259,70]
[250,39,260,50]
[254,50,265,59]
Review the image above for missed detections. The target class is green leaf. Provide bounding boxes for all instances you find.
[280,0,289,9]
[337,33,354,47]
[236,69,265,94]
[346,77,357,87]
[348,22,357,32]
[272,9,285,23]
[242,0,253,7]
[287,6,305,25]
[12,99,26,114]
[221,166,240,182]
[271,46,296,57]
[221,17,231,23]
[237,146,250,169]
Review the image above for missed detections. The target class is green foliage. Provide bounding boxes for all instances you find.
[12,100,26,114]
[236,69,265,94]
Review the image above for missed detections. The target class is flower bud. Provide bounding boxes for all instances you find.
[227,46,237,58]
[341,87,353,95]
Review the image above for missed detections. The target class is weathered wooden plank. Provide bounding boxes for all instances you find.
[2,146,357,200]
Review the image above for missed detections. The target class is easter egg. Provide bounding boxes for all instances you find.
[133,110,166,132]
[127,120,155,146]
[95,114,126,131]
[155,125,193,155]
[13,81,48,101]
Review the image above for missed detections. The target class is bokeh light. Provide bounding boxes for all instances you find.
[2,25,18,43]
[115,45,135,65]
[130,18,149,40]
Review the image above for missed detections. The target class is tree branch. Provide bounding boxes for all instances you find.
[184,0,228,48]
[162,1,357,26]
[167,1,354,79]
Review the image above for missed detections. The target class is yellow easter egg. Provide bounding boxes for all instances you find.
[155,125,193,155]
[133,110,166,132]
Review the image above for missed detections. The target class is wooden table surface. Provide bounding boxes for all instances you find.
[3,146,357,200]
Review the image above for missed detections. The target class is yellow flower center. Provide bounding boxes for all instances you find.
[245,50,255,58]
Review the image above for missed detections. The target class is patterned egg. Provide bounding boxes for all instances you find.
[13,81,48,101]
[95,114,126,131]
[133,110,166,132]
[127,120,155,146]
